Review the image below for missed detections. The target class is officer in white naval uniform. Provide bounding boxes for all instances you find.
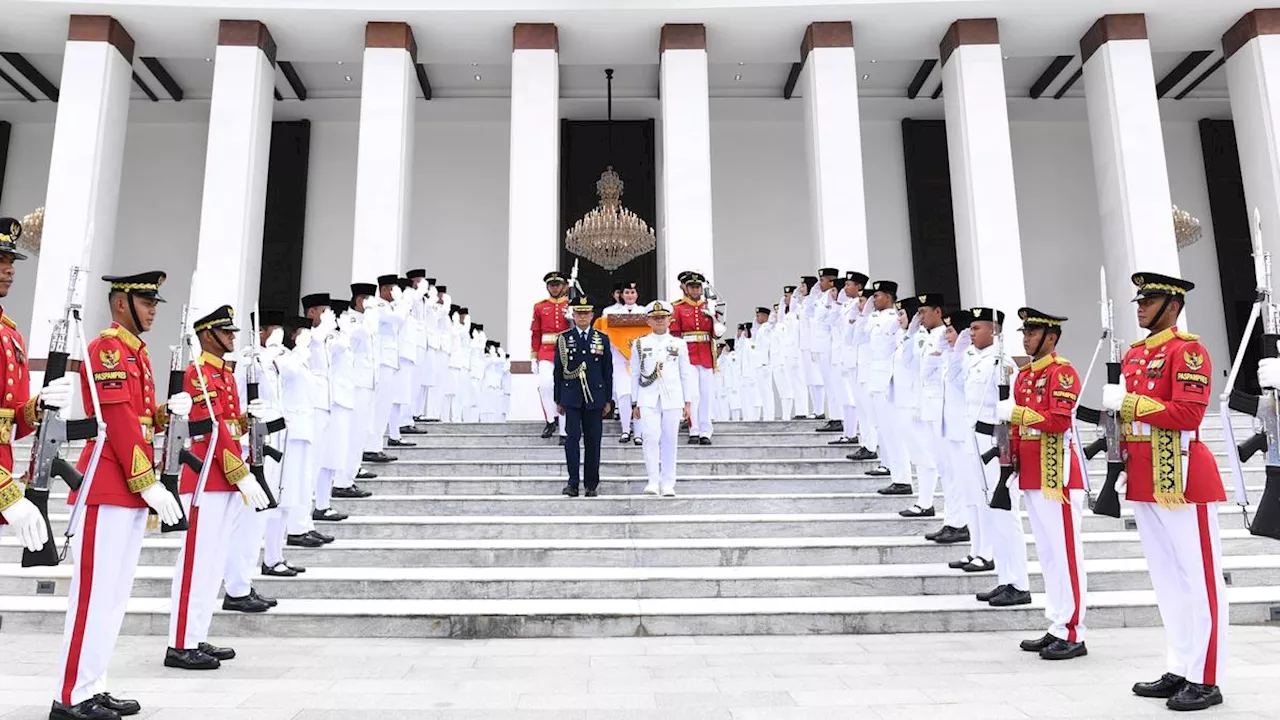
[631,301,695,497]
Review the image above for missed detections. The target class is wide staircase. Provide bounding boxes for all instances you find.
[1,415,1278,638]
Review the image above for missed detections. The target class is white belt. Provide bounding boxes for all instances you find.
[540,333,559,344]
[683,332,710,342]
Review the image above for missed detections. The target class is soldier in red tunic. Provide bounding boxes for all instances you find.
[669,271,720,445]
[995,308,1088,663]
[1101,272,1226,712]
[531,271,570,441]
[52,272,189,720]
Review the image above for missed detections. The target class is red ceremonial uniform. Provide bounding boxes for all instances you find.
[669,298,717,370]
[180,352,249,494]
[530,296,569,362]
[71,324,161,508]
[1008,353,1085,493]
[0,309,39,521]
[1118,327,1224,505]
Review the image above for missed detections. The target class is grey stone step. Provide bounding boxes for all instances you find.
[6,530,1273,569]
[350,458,884,477]
[1,586,1277,638]
[6,555,1277,601]
[323,493,951,516]
[359,444,864,461]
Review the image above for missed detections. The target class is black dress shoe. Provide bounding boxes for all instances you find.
[261,562,298,577]
[933,526,971,545]
[356,469,378,479]
[350,483,374,498]
[1039,639,1087,660]
[963,557,996,573]
[949,555,976,569]
[878,482,912,495]
[1133,673,1188,698]
[362,452,396,463]
[541,421,556,439]
[331,486,364,499]
[287,533,324,548]
[222,593,270,613]
[976,584,1008,602]
[618,433,632,443]
[562,485,580,497]
[585,488,598,497]
[399,425,428,435]
[687,436,700,445]
[164,647,220,670]
[307,530,335,544]
[49,698,120,720]
[699,436,712,446]
[312,508,349,522]
[1019,633,1056,652]
[988,586,1032,607]
[866,465,891,477]
[828,437,856,445]
[816,420,843,432]
[250,588,278,608]
[413,415,430,423]
[899,505,935,518]
[924,527,944,541]
[847,448,878,461]
[558,436,566,446]
[1166,682,1223,711]
[813,413,826,420]
[94,693,140,716]
[387,438,416,447]
[197,641,236,661]
[283,560,307,573]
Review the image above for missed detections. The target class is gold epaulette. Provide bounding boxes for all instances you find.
[1176,331,1200,342]
[100,328,118,339]
[100,327,141,351]
[0,315,15,330]
[1018,362,1031,372]
[1054,357,1072,365]
[673,298,690,306]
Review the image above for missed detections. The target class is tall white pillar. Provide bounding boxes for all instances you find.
[505,23,560,361]
[940,19,1026,317]
[350,21,417,285]
[1225,10,1280,263]
[659,24,715,298]
[29,15,133,359]
[800,21,869,273]
[1081,14,1180,341]
[190,20,276,318]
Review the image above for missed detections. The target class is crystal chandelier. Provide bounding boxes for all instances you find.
[564,69,656,272]
[1172,204,1202,251]
[19,206,44,256]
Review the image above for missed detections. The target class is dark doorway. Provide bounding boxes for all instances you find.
[559,119,658,309]
[259,120,311,314]
[901,119,961,311]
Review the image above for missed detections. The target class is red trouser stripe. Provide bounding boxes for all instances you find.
[1196,503,1220,685]
[1061,496,1082,643]
[60,505,100,704]
[174,504,201,650]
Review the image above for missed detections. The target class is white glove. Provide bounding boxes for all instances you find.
[294,328,312,349]
[317,308,338,335]
[236,476,271,510]
[39,375,73,411]
[339,312,357,332]
[954,328,973,352]
[167,391,193,418]
[0,496,48,552]
[996,398,1016,423]
[369,297,388,310]
[246,397,282,422]
[1102,383,1127,411]
[1259,356,1280,390]
[391,285,404,302]
[1115,470,1128,496]
[139,483,183,526]
[265,327,284,348]
[703,303,716,319]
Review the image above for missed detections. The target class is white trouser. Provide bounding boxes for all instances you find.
[55,504,146,706]
[948,438,986,559]
[755,367,775,420]
[640,398,682,492]
[537,359,566,435]
[1026,489,1088,642]
[689,365,715,438]
[871,391,909,485]
[388,363,413,439]
[971,434,1029,590]
[426,349,450,420]
[279,438,314,528]
[818,351,843,417]
[169,491,239,650]
[933,424,966,530]
[785,360,809,416]
[349,386,376,477]
[223,499,268,598]
[1134,502,1228,685]
[852,380,877,451]
[368,365,397,451]
[320,404,354,496]
[802,350,824,414]
[839,368,859,440]
[907,415,940,509]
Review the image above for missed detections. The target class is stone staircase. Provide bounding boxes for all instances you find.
[1,415,1278,638]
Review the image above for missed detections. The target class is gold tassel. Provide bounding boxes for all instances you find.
[1040,432,1068,504]
[1152,427,1187,509]
[146,514,159,532]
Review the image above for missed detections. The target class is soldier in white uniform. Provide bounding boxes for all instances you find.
[887,296,932,508]
[864,281,910,489]
[813,268,843,429]
[406,270,433,422]
[829,272,867,446]
[337,284,379,497]
[794,276,824,418]
[777,287,807,418]
[424,286,453,421]
[632,301,695,497]
[929,310,975,548]
[750,307,776,421]
[366,276,406,457]
[910,294,960,526]
[847,286,880,463]
[602,282,645,442]
[735,324,762,421]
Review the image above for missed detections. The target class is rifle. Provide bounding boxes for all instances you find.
[985,331,1017,511]
[244,304,284,511]
[22,265,103,567]
[1076,266,1126,518]
[154,303,212,533]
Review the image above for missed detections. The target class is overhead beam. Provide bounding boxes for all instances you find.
[0,52,57,101]
[279,60,307,101]
[0,66,35,102]
[414,62,432,100]
[273,87,283,101]
[1029,55,1074,99]
[1053,68,1083,99]
[1156,50,1213,98]
[140,56,184,101]
[907,59,937,99]
[132,71,158,101]
[930,81,942,100]
[782,61,801,99]
[1175,57,1225,100]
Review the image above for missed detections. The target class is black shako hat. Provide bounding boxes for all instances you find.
[896,296,921,316]
[406,269,427,280]
[943,310,974,329]
[844,271,869,286]
[870,280,898,298]
[253,309,286,328]
[377,274,398,288]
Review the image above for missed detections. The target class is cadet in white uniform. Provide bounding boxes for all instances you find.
[631,301,695,497]
[830,272,867,446]
[864,281,911,490]
[812,268,842,427]
[602,282,645,442]
[909,294,959,525]
[932,310,977,549]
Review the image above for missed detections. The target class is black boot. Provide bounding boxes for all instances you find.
[164,647,220,670]
[1132,673,1187,699]
[49,699,120,720]
[197,641,237,661]
[92,693,139,717]
[1166,682,1223,711]
[1039,639,1087,661]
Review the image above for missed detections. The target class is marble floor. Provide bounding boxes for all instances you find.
[1,626,1274,719]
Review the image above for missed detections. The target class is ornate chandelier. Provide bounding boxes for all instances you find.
[1172,204,1202,251]
[565,69,655,272]
[19,206,44,256]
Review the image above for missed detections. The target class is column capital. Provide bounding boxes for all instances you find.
[1080,14,1147,63]
[1224,9,1280,59]
[801,22,853,62]
[217,19,277,65]
[940,19,998,65]
[513,23,558,51]
[660,24,706,53]
[68,15,134,64]
[366,21,418,62]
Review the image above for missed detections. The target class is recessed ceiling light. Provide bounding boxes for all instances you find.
[738,62,744,66]
[474,74,482,81]
[861,74,870,80]
[471,62,478,67]
[734,74,742,81]
[1003,55,1009,60]
[870,59,877,64]
[204,57,211,63]
[337,60,344,65]
[344,75,352,82]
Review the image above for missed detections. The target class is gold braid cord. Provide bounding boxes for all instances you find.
[1039,432,1066,504]
[1152,427,1187,508]
[558,334,593,405]
[635,339,664,388]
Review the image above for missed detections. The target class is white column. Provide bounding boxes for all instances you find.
[940,19,1026,317]
[1225,10,1280,263]
[659,24,715,298]
[190,20,276,317]
[28,15,133,357]
[505,23,560,356]
[1081,14,1180,340]
[800,22,869,273]
[350,22,417,286]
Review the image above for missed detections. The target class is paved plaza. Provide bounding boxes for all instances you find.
[0,626,1275,719]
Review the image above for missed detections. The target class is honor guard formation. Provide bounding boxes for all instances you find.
[0,207,1275,717]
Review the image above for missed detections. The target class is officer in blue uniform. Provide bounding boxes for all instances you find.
[554,295,614,497]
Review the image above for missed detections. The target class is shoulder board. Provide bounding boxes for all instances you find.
[1054,357,1072,365]
[1018,362,1031,372]
[1176,331,1200,342]
[1129,338,1146,348]
[672,298,690,306]
[100,328,119,339]
[0,315,15,330]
